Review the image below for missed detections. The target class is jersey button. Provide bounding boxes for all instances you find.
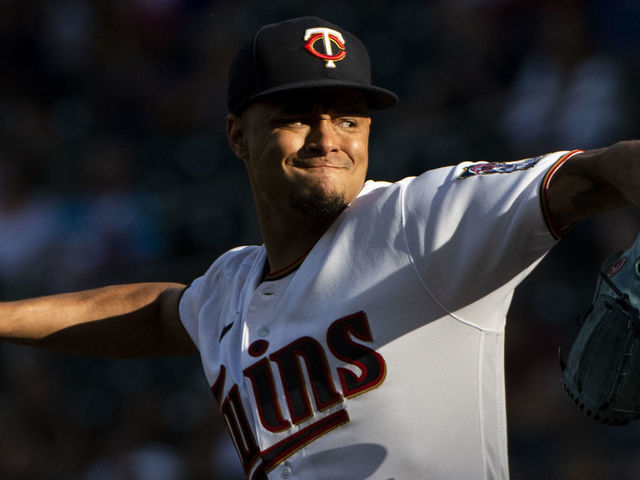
[280,463,292,478]
[257,326,269,337]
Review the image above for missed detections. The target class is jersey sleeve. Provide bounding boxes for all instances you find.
[178,247,250,350]
[400,150,581,330]
[178,258,224,350]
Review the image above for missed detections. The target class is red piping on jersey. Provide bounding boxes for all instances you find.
[540,149,584,239]
[262,239,319,282]
[260,409,350,473]
[262,254,307,282]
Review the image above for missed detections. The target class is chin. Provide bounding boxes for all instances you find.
[288,186,347,220]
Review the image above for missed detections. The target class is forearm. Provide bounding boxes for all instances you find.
[547,140,640,230]
[0,282,196,358]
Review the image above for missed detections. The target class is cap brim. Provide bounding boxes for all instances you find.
[242,80,398,112]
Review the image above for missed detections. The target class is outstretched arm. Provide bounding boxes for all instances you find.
[546,140,640,232]
[0,282,197,358]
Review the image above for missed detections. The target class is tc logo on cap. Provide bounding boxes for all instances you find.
[303,27,346,68]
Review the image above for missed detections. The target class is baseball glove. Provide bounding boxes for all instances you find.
[560,233,640,425]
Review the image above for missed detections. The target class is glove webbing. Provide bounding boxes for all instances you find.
[598,270,640,329]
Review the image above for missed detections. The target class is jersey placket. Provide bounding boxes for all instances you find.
[242,273,303,477]
[245,275,294,341]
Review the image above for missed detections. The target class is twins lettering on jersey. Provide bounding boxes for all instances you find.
[211,311,386,479]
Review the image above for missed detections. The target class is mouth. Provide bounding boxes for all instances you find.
[291,157,350,170]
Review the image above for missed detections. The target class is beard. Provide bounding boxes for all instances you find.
[288,185,347,221]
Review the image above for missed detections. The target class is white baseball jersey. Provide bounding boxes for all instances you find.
[179,150,581,480]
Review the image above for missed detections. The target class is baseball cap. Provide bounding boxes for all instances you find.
[227,16,399,114]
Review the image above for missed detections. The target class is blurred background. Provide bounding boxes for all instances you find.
[1,0,639,478]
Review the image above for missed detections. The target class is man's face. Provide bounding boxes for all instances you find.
[232,88,371,223]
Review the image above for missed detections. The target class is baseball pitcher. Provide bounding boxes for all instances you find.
[2,16,640,480]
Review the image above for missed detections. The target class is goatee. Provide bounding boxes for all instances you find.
[289,187,347,221]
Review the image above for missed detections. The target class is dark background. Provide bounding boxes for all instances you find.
[1,0,639,478]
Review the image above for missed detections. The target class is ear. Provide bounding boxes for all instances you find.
[226,113,248,160]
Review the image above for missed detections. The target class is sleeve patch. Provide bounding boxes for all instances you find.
[457,156,543,179]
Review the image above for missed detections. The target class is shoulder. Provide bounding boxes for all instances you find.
[197,245,263,286]
[358,166,462,199]
[184,245,263,302]
[178,245,263,335]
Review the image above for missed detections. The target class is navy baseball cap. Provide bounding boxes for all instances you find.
[227,16,399,114]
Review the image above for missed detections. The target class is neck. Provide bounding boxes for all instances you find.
[258,208,338,275]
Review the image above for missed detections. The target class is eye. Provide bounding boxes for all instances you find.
[272,117,306,129]
[336,118,357,129]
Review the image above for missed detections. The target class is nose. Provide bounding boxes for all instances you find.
[304,119,339,155]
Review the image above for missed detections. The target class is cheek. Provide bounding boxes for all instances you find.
[247,134,301,189]
[271,131,305,157]
[247,133,293,173]
[347,136,369,168]
[346,138,370,191]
